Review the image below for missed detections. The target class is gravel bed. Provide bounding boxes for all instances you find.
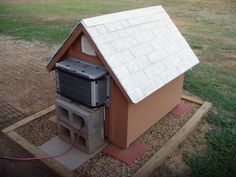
[74,100,200,177]
[16,111,57,146]
[14,99,200,177]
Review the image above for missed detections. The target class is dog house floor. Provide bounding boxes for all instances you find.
[1,95,211,177]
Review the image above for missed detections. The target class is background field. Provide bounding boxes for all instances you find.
[0,0,236,177]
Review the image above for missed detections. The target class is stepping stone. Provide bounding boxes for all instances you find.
[103,141,149,165]
[171,102,193,117]
[39,136,104,170]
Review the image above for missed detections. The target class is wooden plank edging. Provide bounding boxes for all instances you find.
[133,101,212,177]
[1,96,210,177]
[6,131,74,177]
[2,105,55,134]
[181,95,204,105]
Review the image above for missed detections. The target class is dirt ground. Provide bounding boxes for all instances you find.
[0,132,60,177]
[0,35,58,129]
[0,35,60,176]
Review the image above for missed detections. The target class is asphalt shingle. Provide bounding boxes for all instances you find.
[81,5,199,103]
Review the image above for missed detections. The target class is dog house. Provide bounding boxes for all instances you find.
[47,6,199,149]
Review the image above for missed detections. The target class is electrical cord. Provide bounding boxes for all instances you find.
[0,126,84,161]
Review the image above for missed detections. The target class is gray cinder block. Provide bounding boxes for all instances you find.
[72,128,104,154]
[56,98,105,154]
[57,119,104,154]
[57,121,73,143]
[56,98,104,136]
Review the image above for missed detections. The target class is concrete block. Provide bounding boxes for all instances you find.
[56,105,69,121]
[56,98,105,154]
[57,119,104,155]
[39,136,104,170]
[56,98,104,136]
[72,129,104,154]
[57,121,73,143]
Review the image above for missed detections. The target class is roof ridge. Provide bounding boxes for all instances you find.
[81,5,164,27]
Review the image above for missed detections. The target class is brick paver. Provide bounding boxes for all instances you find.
[0,35,58,129]
[0,98,24,129]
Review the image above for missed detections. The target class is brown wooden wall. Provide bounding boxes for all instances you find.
[108,74,184,148]
[126,74,184,147]
[67,33,103,65]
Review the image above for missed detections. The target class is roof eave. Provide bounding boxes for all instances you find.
[46,22,83,72]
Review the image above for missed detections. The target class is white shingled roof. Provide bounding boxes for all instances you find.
[81,5,199,103]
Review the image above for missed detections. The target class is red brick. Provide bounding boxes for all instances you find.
[103,141,149,165]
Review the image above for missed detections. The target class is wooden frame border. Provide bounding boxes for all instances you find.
[1,95,211,177]
[133,101,212,177]
[6,131,74,177]
[2,105,55,134]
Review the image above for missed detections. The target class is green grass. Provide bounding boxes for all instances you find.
[185,64,236,111]
[186,131,236,177]
[184,59,236,177]
[0,17,71,44]
[0,0,156,44]
[0,0,236,177]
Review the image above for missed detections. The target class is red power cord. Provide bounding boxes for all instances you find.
[0,127,83,161]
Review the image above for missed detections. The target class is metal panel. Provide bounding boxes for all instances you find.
[56,59,110,107]
[56,58,107,80]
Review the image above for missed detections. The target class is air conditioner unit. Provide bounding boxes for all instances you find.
[55,58,110,107]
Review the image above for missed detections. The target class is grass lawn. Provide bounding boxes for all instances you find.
[0,0,235,176]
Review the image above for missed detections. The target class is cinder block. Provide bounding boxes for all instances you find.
[56,98,105,154]
[57,121,73,143]
[72,129,104,154]
[56,105,69,121]
[57,119,104,154]
[56,98,104,136]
